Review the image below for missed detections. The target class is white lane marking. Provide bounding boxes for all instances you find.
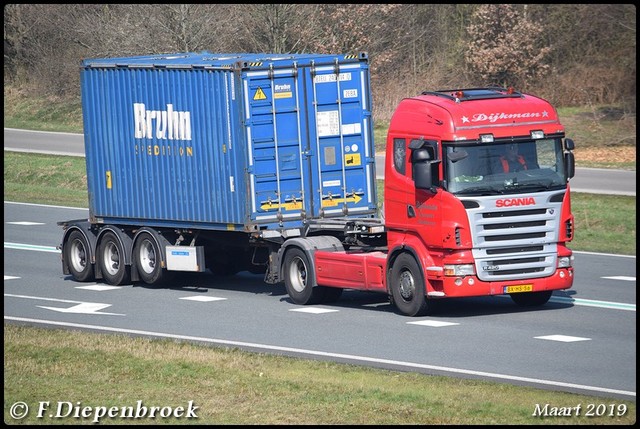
[6,221,45,226]
[535,335,591,343]
[289,307,339,314]
[407,320,460,327]
[180,296,227,302]
[4,293,124,316]
[76,285,122,291]
[4,316,634,399]
[38,302,124,316]
[602,276,636,281]
[5,276,20,280]
[4,242,59,253]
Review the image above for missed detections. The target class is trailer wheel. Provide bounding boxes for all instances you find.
[133,232,165,285]
[98,231,130,285]
[283,247,325,305]
[64,230,94,282]
[390,253,429,316]
[510,290,553,307]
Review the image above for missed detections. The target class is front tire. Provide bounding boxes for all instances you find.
[390,253,430,316]
[64,230,94,282]
[98,231,130,285]
[510,290,553,307]
[283,247,325,305]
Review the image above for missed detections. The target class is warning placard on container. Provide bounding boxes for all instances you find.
[253,87,267,101]
[345,153,361,166]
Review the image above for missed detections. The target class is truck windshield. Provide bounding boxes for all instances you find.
[444,138,568,195]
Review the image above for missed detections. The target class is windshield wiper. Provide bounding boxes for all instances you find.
[455,186,503,195]
[505,179,560,192]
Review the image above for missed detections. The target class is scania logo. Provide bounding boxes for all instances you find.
[484,265,500,271]
[495,197,535,208]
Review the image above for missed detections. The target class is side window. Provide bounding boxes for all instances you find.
[393,138,406,175]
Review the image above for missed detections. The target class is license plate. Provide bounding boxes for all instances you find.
[504,284,533,294]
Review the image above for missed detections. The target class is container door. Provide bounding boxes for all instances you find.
[244,58,376,227]
[244,64,309,226]
[306,60,375,219]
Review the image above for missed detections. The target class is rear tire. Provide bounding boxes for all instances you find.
[390,253,430,316]
[98,231,130,285]
[133,232,166,285]
[510,290,553,307]
[283,247,325,305]
[64,230,94,282]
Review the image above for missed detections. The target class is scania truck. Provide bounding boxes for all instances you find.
[59,51,575,316]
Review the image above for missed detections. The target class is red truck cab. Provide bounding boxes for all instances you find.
[381,87,575,315]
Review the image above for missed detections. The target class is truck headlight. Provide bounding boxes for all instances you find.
[557,256,573,268]
[444,264,476,276]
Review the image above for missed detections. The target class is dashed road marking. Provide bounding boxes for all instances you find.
[534,335,591,343]
[602,276,636,281]
[6,221,45,226]
[76,285,122,291]
[407,320,460,327]
[180,296,227,302]
[289,307,339,314]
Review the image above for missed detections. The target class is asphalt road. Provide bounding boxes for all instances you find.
[4,202,637,401]
[3,128,637,197]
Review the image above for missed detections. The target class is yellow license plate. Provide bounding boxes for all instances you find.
[504,284,533,294]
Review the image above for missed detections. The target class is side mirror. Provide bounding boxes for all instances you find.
[411,147,431,163]
[411,147,440,191]
[564,152,575,180]
[564,138,575,151]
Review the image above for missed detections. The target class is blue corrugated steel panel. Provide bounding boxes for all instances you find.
[81,52,377,232]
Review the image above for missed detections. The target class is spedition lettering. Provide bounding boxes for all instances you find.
[134,144,193,157]
[134,103,192,140]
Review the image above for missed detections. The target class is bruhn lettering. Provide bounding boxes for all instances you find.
[134,103,192,141]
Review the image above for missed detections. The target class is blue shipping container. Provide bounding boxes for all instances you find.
[81,52,378,233]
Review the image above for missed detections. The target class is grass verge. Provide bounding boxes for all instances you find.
[4,324,636,425]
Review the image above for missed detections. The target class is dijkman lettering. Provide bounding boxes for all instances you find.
[471,111,546,123]
[134,103,192,140]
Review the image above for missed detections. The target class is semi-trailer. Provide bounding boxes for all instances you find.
[59,52,575,316]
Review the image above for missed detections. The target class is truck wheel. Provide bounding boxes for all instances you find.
[64,230,94,282]
[283,247,325,305]
[390,253,429,316]
[510,290,553,307]
[133,232,165,285]
[98,231,130,285]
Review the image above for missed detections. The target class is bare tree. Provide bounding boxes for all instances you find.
[464,4,551,89]
[225,4,324,53]
[3,4,636,117]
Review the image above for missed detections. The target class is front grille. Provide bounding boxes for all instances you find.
[466,198,562,282]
